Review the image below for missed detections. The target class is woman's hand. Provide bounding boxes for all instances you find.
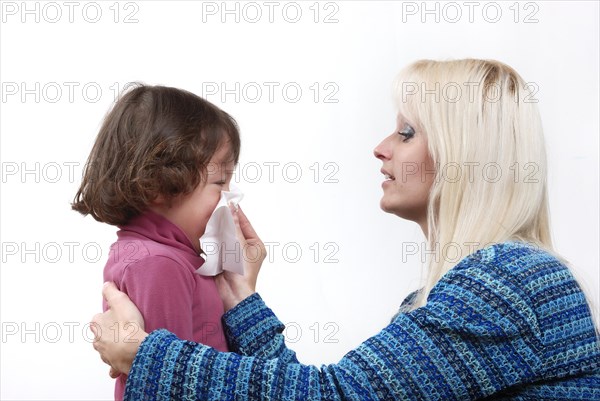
[215,205,267,311]
[91,282,148,377]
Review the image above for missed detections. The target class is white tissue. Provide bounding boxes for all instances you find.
[196,185,244,276]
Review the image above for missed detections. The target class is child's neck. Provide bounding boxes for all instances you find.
[148,205,202,254]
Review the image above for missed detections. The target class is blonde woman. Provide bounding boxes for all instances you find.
[91,59,600,400]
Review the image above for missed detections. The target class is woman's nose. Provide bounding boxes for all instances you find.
[373,136,391,160]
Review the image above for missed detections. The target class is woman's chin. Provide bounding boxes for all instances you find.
[379,198,397,215]
[380,199,420,222]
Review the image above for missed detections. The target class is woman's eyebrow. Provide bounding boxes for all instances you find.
[397,112,410,125]
[397,112,418,131]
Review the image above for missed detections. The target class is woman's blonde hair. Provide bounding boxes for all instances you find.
[394,59,559,309]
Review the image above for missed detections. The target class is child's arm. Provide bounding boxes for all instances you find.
[120,255,194,341]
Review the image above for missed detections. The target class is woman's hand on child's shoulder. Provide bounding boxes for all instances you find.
[91,282,148,376]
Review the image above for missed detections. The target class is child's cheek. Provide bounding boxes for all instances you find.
[205,188,224,220]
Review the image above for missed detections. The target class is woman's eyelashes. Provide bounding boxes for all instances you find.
[398,124,415,142]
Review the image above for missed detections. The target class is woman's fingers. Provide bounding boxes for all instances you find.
[90,283,148,376]
[229,202,246,246]
[229,204,266,265]
[229,204,260,244]
[102,282,128,309]
[218,205,266,311]
[90,315,100,338]
[101,282,145,331]
[235,206,266,264]
[236,206,259,241]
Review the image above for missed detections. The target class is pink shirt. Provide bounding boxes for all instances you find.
[103,210,229,400]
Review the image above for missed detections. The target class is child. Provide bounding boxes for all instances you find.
[72,84,240,400]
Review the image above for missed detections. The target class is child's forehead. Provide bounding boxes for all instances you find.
[211,153,236,166]
[208,158,235,173]
[209,141,236,163]
[211,138,233,158]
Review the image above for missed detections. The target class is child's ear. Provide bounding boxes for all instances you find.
[150,194,167,206]
[151,194,181,209]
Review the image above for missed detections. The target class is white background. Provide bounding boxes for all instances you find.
[1,1,598,399]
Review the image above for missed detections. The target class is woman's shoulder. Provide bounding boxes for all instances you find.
[433,241,596,344]
[448,240,572,285]
[436,240,586,309]
[443,241,600,383]
[398,241,571,317]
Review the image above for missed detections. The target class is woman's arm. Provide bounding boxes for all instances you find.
[221,293,300,363]
[95,246,600,400]
[215,205,297,361]
[120,278,533,401]
[91,284,300,375]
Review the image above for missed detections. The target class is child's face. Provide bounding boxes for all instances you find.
[151,143,235,251]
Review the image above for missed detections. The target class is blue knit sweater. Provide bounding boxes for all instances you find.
[124,241,600,400]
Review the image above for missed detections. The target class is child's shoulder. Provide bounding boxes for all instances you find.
[106,236,192,273]
[104,238,196,289]
[107,237,152,267]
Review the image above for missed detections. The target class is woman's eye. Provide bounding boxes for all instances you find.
[398,124,415,142]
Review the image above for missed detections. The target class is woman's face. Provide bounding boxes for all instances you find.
[373,113,435,230]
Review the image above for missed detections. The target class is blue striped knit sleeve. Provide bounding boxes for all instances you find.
[221,293,300,363]
[123,243,600,400]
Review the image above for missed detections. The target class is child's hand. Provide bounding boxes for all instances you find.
[215,205,266,311]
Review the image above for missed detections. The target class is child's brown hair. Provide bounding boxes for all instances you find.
[72,84,241,226]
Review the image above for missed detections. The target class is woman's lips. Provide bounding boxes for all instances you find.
[381,169,395,186]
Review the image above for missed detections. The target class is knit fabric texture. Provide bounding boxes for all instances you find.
[124,241,600,400]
